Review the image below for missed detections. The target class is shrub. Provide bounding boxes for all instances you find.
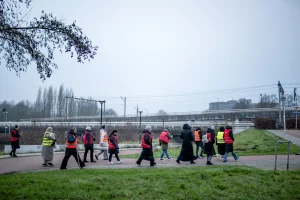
[253,117,276,129]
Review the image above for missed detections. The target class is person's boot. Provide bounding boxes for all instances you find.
[207,161,213,165]
[9,152,12,157]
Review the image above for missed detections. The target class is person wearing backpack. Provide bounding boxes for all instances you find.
[159,128,173,161]
[83,126,96,163]
[108,130,123,164]
[204,126,216,165]
[216,127,225,160]
[223,124,239,162]
[60,128,85,170]
[194,127,204,158]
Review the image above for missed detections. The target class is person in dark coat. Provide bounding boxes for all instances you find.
[9,125,22,157]
[108,130,123,164]
[204,126,216,165]
[176,124,196,164]
[210,126,217,156]
[223,125,239,162]
[83,126,96,163]
[136,126,156,167]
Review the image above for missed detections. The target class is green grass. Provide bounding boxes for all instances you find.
[0,152,5,156]
[234,129,300,156]
[0,166,299,199]
[122,129,300,159]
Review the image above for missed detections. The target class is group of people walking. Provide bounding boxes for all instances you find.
[9,123,239,168]
[175,123,239,165]
[135,123,239,167]
[59,125,123,169]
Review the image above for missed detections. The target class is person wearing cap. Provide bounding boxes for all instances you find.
[136,126,157,167]
[108,130,123,164]
[194,127,204,158]
[176,124,196,164]
[159,128,173,161]
[204,126,216,165]
[95,125,108,160]
[60,127,85,170]
[83,126,96,163]
[9,125,22,157]
[223,124,239,162]
[41,127,56,166]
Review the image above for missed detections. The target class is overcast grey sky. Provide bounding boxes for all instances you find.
[0,0,299,115]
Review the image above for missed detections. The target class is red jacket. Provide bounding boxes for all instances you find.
[224,129,234,144]
[109,135,118,150]
[159,131,169,144]
[83,131,94,146]
[141,131,152,149]
[10,129,20,142]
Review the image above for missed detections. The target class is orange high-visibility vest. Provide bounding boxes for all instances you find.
[100,131,108,143]
[66,135,78,148]
[194,130,201,142]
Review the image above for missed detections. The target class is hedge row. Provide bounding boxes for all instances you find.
[253,117,276,129]
[0,126,184,145]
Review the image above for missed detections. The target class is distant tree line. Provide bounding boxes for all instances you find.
[0,84,117,122]
[233,93,300,109]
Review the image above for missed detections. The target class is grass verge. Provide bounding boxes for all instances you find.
[121,129,300,159]
[0,166,299,199]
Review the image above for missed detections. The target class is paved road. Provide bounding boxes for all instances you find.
[268,130,300,146]
[0,149,299,174]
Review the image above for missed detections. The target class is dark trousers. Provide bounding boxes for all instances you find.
[10,142,19,156]
[109,153,120,162]
[195,142,204,157]
[60,148,84,169]
[137,156,156,166]
[136,148,156,166]
[10,145,17,156]
[84,146,94,161]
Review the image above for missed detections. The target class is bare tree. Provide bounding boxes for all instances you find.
[34,87,42,118]
[157,109,168,116]
[57,84,65,117]
[52,88,57,117]
[0,0,98,80]
[42,87,48,117]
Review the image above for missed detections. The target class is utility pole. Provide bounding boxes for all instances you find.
[65,97,68,122]
[104,101,106,123]
[138,111,143,143]
[279,84,286,134]
[295,88,297,129]
[65,96,105,126]
[136,105,139,126]
[260,94,262,108]
[100,101,104,126]
[120,97,126,117]
[278,81,282,126]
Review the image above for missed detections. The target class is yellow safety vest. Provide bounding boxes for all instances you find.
[42,132,53,146]
[216,131,225,144]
